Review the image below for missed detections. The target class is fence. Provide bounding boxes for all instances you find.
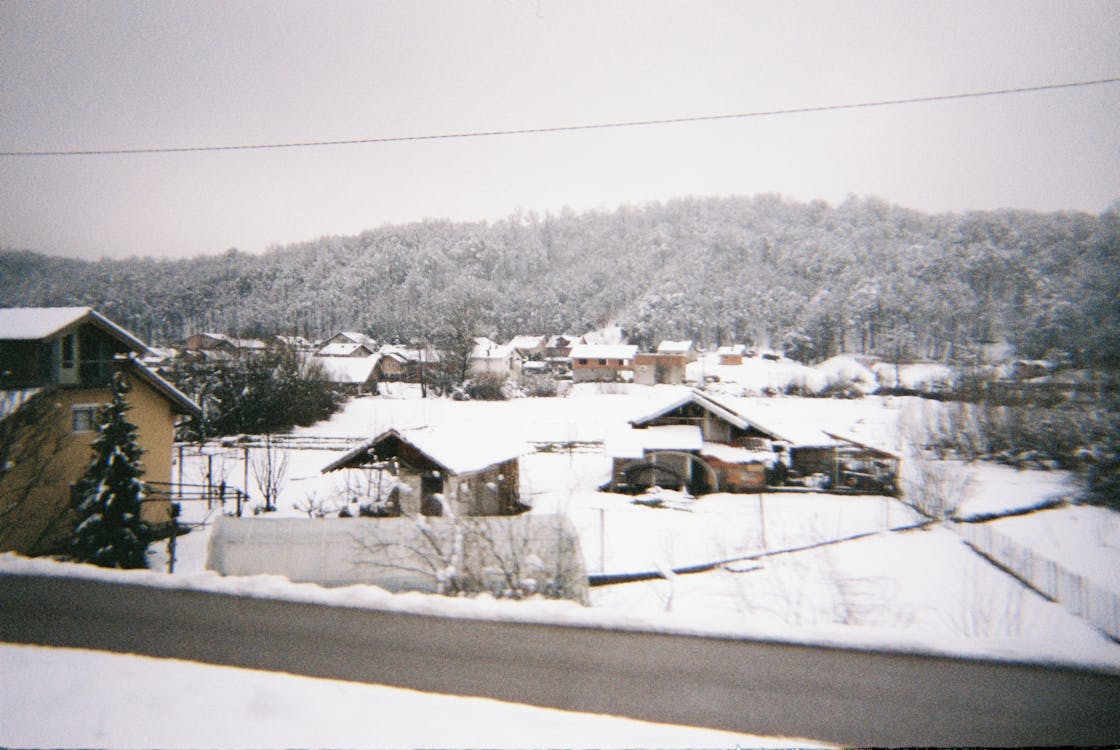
[147,481,251,517]
[956,521,1120,642]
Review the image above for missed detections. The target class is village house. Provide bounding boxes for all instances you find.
[311,353,381,394]
[380,345,440,384]
[609,389,899,495]
[545,334,585,360]
[321,426,529,517]
[469,338,522,378]
[270,334,314,352]
[184,332,266,355]
[315,341,376,358]
[717,345,747,366]
[322,331,378,349]
[0,307,200,555]
[569,344,638,383]
[506,335,548,361]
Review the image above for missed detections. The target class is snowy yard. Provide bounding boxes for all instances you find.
[148,385,1120,667]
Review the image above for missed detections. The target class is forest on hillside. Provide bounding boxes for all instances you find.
[1,194,1117,369]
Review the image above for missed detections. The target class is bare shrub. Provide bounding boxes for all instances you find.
[250,435,289,512]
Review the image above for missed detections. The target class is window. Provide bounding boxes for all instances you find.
[598,359,607,365]
[61,334,76,368]
[577,358,588,365]
[72,405,100,433]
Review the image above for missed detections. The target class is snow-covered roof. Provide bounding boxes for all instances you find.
[323,426,532,476]
[333,331,377,346]
[699,442,775,465]
[380,345,439,363]
[717,345,746,356]
[125,357,200,415]
[0,307,149,354]
[507,335,546,350]
[657,340,694,354]
[606,425,703,458]
[313,355,380,385]
[471,341,515,360]
[628,388,839,447]
[547,334,583,348]
[233,338,266,351]
[822,430,902,460]
[569,344,638,361]
[316,342,374,357]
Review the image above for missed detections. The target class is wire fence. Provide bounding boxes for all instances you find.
[956,521,1120,642]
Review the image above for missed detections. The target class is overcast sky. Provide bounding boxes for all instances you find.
[1,0,1117,260]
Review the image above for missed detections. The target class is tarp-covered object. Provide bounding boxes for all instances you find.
[206,514,588,603]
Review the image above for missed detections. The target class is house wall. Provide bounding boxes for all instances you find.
[396,458,521,517]
[707,459,767,491]
[0,374,179,555]
[571,358,630,382]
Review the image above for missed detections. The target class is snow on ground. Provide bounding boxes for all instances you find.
[7,384,1119,749]
[591,525,1120,666]
[0,643,809,749]
[954,461,1080,519]
[871,361,956,391]
[986,504,1120,594]
[137,387,1120,670]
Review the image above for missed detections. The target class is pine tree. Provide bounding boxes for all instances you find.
[69,372,150,568]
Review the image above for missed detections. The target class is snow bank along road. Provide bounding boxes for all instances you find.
[3,572,1118,747]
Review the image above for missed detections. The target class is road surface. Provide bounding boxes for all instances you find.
[2,572,1118,746]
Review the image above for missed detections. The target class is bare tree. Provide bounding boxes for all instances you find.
[900,402,975,522]
[351,495,586,601]
[250,434,289,512]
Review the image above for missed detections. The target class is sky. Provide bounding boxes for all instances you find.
[0,0,1117,261]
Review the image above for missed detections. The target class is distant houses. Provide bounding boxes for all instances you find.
[569,344,638,383]
[608,389,899,496]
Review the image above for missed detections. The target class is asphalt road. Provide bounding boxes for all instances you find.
[2,572,1118,746]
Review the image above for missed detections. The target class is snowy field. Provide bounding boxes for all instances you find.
[150,385,1120,665]
[5,383,1120,748]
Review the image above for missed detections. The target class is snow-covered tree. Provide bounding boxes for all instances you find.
[69,373,150,568]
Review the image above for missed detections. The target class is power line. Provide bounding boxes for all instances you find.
[2,76,1117,157]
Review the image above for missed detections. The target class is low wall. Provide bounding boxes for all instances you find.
[957,521,1120,642]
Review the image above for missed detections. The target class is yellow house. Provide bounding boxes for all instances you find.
[0,307,199,555]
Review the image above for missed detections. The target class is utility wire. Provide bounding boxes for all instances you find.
[2,76,1117,157]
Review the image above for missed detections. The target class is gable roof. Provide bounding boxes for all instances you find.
[507,335,546,350]
[313,354,381,385]
[0,307,150,354]
[125,357,201,416]
[322,426,531,476]
[316,342,375,357]
[629,389,806,445]
[657,340,695,354]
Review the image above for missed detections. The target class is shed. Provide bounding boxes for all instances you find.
[322,426,531,516]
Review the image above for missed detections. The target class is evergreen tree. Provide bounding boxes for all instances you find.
[69,372,150,568]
